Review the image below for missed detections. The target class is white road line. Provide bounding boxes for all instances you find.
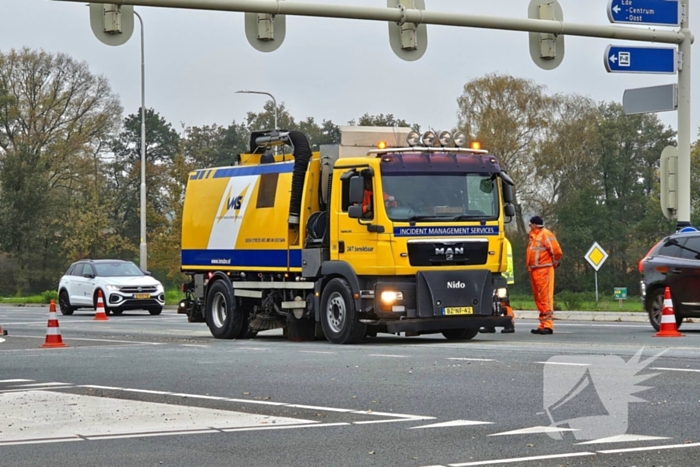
[80,384,433,421]
[222,422,349,433]
[448,452,595,466]
[411,420,493,429]
[536,361,590,366]
[298,350,336,354]
[181,344,210,348]
[10,382,71,388]
[577,434,670,445]
[489,426,577,436]
[368,354,408,358]
[447,358,495,362]
[0,379,34,383]
[14,335,161,345]
[234,347,270,351]
[0,386,75,393]
[598,441,700,454]
[651,367,700,373]
[0,437,82,447]
[354,419,422,425]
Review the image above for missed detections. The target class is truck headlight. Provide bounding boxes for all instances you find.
[496,287,508,299]
[380,291,403,304]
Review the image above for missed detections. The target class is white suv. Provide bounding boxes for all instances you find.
[57,260,165,316]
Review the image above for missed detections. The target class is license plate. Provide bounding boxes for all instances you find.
[443,307,473,315]
[134,293,150,299]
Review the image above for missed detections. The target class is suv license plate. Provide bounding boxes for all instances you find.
[134,293,150,299]
[443,307,473,315]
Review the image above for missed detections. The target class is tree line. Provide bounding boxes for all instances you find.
[0,47,696,298]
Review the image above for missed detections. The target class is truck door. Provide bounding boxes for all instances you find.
[335,169,381,275]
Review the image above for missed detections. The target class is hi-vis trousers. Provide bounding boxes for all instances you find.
[529,266,555,330]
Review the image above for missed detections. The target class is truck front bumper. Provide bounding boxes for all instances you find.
[383,315,512,334]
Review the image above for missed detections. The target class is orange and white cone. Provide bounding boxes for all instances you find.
[41,300,67,348]
[0,323,6,336]
[655,287,683,338]
[94,290,109,321]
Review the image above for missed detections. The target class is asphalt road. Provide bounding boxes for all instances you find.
[1,305,699,467]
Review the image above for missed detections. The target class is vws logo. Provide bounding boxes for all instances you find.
[217,184,250,221]
[227,195,243,210]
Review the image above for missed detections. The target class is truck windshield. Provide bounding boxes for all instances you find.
[380,173,498,222]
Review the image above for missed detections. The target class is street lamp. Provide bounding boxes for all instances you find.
[235,90,277,130]
[134,10,147,272]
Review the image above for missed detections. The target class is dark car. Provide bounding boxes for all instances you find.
[639,231,700,331]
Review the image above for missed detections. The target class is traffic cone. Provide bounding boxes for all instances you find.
[654,287,683,338]
[94,290,109,321]
[41,300,67,348]
[0,323,6,336]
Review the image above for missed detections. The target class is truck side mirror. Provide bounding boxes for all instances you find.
[501,181,513,204]
[349,176,364,205]
[504,204,516,217]
[348,205,363,219]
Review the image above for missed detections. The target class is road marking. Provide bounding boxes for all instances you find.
[81,384,433,421]
[577,434,670,444]
[489,426,578,436]
[0,390,316,445]
[368,354,408,358]
[411,420,493,429]
[0,379,34,383]
[651,367,700,373]
[447,451,595,466]
[536,361,590,366]
[447,358,495,362]
[10,382,71,388]
[298,350,336,354]
[181,344,210,348]
[15,335,161,345]
[0,338,5,344]
[598,441,700,454]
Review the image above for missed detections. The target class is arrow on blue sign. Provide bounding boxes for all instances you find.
[605,45,677,74]
[608,0,680,26]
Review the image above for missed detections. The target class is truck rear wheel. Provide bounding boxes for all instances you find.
[442,328,479,341]
[320,278,366,344]
[206,280,243,339]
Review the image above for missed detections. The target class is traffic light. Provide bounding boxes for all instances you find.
[660,145,679,220]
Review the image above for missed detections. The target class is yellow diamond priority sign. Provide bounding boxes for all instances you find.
[584,242,608,271]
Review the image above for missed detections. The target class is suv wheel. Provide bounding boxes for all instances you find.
[58,290,74,316]
[647,288,683,331]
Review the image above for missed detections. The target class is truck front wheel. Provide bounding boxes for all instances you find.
[320,278,366,344]
[206,280,242,339]
[442,328,479,341]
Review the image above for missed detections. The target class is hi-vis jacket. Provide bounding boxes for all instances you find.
[526,227,562,271]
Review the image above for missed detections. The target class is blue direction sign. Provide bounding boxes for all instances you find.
[608,0,680,26]
[605,45,677,74]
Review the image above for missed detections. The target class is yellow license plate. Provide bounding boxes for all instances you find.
[443,307,473,315]
[134,293,150,299]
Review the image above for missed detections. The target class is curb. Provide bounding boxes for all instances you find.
[515,310,649,323]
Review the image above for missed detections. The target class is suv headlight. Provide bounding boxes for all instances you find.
[106,285,120,291]
[156,283,164,292]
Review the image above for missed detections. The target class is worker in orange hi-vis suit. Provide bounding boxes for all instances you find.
[526,215,563,335]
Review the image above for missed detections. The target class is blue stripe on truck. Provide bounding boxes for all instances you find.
[182,249,302,268]
[213,163,294,178]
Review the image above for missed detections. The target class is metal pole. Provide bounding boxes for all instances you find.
[676,0,692,230]
[58,0,688,45]
[135,10,147,271]
[594,271,599,308]
[236,90,277,129]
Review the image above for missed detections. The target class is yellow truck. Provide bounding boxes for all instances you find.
[178,126,516,344]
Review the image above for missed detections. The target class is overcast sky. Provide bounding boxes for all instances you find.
[2,0,698,140]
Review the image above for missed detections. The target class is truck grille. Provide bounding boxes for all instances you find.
[407,239,489,267]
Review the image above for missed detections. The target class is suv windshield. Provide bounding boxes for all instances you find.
[380,173,498,222]
[94,262,144,277]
